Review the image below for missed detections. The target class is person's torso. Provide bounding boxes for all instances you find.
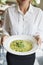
[7,4,42,36]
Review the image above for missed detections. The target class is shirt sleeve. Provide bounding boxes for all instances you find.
[2,8,11,36]
[37,9,43,41]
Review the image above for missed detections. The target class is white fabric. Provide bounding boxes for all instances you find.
[3,4,43,40]
[34,59,39,65]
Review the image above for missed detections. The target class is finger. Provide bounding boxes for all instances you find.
[37,39,41,45]
[35,35,40,41]
[1,37,3,45]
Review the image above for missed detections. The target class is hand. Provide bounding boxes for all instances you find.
[1,35,9,45]
[34,35,41,45]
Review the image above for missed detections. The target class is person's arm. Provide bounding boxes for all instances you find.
[1,8,11,44]
[34,9,43,45]
[2,8,11,36]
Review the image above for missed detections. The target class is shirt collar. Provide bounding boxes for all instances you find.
[29,4,33,13]
[17,4,33,15]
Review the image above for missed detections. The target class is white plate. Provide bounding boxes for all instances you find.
[3,35,38,56]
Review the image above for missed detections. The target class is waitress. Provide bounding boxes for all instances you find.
[2,0,43,65]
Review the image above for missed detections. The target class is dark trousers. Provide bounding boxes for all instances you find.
[6,52,35,65]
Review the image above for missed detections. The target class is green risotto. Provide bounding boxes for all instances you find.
[10,40,33,52]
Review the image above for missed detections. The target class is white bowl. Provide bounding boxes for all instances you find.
[3,35,38,56]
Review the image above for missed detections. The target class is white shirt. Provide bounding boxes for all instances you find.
[3,4,43,40]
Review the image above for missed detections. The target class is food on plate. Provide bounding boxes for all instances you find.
[10,40,33,52]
